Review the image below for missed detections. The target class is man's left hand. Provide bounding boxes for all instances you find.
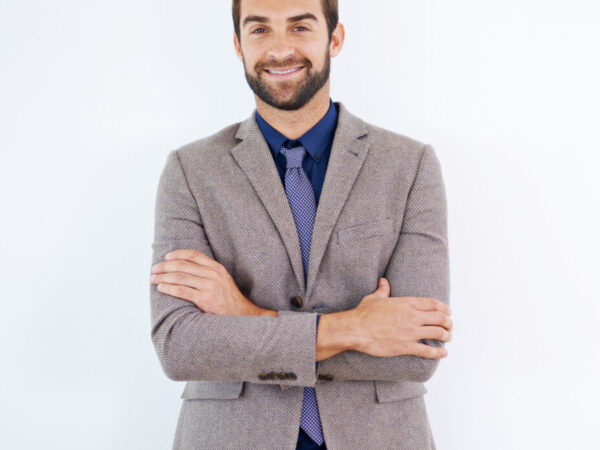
[150,249,265,316]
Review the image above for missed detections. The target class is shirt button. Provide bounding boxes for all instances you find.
[290,296,303,308]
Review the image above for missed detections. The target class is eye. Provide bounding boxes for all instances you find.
[251,27,266,34]
[294,26,308,31]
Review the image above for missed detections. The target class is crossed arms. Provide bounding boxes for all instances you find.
[149,145,451,386]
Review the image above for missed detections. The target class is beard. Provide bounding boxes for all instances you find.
[242,49,330,111]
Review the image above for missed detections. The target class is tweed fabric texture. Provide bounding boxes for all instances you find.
[279,144,324,445]
[150,102,449,449]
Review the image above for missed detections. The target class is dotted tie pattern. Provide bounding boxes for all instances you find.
[279,142,324,446]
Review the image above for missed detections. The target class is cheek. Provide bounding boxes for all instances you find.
[247,54,265,73]
[305,44,329,65]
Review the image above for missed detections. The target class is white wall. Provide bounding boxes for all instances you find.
[1,1,598,449]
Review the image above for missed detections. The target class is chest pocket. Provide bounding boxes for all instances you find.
[180,381,244,400]
[336,218,396,244]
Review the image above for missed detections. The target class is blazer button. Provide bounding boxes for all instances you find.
[266,371,276,379]
[291,296,303,308]
[278,371,287,380]
[258,372,268,380]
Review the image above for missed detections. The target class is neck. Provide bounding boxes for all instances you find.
[254,82,331,140]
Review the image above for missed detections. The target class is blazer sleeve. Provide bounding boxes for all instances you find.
[150,149,319,386]
[316,144,450,383]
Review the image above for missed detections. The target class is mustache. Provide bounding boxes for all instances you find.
[258,58,310,71]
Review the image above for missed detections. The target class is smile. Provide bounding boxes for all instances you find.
[264,66,304,77]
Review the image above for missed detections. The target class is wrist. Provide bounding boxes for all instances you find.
[237,294,275,317]
[256,307,278,317]
[316,309,363,361]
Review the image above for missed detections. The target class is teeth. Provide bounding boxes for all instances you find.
[267,67,301,74]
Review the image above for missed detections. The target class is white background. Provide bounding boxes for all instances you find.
[1,1,599,449]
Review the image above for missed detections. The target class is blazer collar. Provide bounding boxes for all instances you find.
[235,101,366,143]
[254,98,338,161]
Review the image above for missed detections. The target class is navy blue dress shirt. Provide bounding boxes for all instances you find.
[255,98,338,206]
[255,98,338,364]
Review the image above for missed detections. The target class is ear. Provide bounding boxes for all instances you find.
[329,22,345,58]
[233,31,243,61]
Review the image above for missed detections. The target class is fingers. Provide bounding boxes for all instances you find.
[150,271,210,291]
[410,343,448,359]
[410,297,451,316]
[151,259,218,278]
[414,310,453,332]
[150,248,220,275]
[417,325,452,342]
[372,277,390,297]
[165,249,220,268]
[155,282,204,310]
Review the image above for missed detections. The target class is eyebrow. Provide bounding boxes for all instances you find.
[242,13,318,28]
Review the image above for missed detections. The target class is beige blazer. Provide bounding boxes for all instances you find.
[150,101,449,449]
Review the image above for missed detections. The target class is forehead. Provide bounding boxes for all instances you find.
[240,0,324,24]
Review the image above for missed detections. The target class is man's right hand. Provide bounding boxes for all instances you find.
[349,277,452,359]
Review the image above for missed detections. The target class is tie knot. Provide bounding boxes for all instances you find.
[279,144,306,169]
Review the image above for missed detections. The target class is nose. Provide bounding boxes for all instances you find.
[265,32,296,63]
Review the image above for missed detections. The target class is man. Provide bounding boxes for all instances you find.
[149,0,452,448]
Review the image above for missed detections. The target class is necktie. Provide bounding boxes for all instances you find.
[279,142,325,446]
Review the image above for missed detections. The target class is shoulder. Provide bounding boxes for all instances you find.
[337,102,432,163]
[170,121,242,165]
[364,120,425,150]
[360,118,433,165]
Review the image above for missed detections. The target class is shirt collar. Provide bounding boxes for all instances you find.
[255,98,338,160]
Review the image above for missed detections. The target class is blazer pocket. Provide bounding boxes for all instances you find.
[336,218,396,244]
[374,380,427,403]
[180,381,245,400]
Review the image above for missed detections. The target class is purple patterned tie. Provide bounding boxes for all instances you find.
[279,142,324,446]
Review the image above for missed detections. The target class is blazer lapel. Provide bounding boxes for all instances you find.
[305,103,369,300]
[231,114,306,292]
[230,102,370,301]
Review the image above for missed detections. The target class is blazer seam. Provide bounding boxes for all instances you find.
[173,149,205,225]
[171,149,217,259]
[383,144,429,276]
[399,144,429,230]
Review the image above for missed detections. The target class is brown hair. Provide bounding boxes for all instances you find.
[232,0,338,43]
